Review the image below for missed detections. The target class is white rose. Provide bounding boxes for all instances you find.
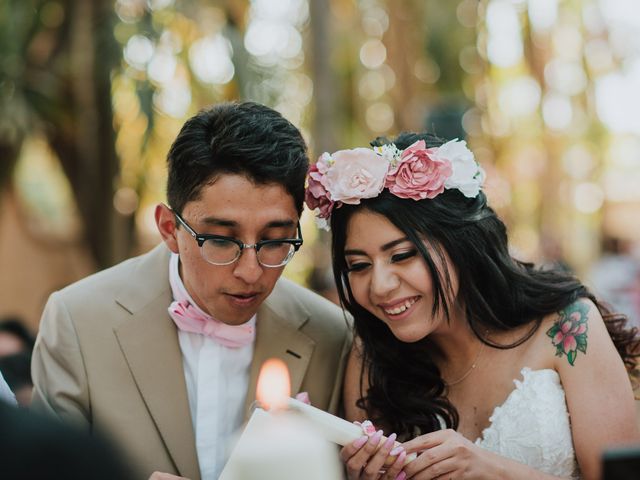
[434,139,484,197]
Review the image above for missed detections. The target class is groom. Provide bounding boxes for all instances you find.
[31,102,352,480]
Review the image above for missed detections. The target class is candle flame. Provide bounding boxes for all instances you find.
[256,358,291,410]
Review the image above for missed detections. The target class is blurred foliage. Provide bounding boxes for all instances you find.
[2,0,639,285]
[1,0,122,268]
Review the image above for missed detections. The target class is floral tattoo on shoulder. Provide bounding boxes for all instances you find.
[546,302,589,366]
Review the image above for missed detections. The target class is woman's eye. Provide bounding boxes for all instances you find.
[346,262,370,273]
[391,250,417,263]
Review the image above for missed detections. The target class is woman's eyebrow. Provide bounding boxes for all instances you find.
[380,237,410,251]
[344,237,409,256]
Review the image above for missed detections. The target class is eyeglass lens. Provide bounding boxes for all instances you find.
[201,238,295,267]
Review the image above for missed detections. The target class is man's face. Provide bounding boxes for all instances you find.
[156,174,299,325]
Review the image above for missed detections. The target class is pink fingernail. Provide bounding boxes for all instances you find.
[295,391,310,404]
[395,451,407,465]
[360,420,376,435]
[395,472,407,480]
[353,435,369,448]
[369,429,383,445]
[390,445,404,456]
[383,432,397,449]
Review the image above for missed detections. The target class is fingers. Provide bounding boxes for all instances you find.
[380,450,407,480]
[344,429,384,479]
[341,420,409,480]
[340,434,370,464]
[360,432,400,479]
[401,428,453,454]
[342,429,406,480]
[382,440,408,469]
[407,458,458,480]
[401,444,450,479]
[401,430,474,480]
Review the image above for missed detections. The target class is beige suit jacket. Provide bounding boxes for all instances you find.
[31,244,352,480]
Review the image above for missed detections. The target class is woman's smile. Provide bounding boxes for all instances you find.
[378,295,421,318]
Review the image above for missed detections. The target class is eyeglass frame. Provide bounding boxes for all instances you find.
[172,210,303,267]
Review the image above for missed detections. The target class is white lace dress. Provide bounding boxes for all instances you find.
[475,368,580,479]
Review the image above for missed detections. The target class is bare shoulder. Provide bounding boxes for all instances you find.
[542,298,595,367]
[540,300,640,477]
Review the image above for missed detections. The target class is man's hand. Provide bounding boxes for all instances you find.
[148,472,190,480]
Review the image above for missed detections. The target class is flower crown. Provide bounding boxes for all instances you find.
[304,139,486,230]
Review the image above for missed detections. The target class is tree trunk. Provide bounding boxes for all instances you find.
[309,0,338,155]
[49,0,126,269]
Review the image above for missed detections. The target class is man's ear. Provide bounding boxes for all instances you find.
[155,203,179,254]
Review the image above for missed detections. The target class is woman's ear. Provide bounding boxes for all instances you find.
[155,203,179,253]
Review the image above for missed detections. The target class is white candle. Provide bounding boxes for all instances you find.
[284,397,417,466]
[219,407,342,480]
[220,358,415,479]
[219,358,343,479]
[285,396,364,445]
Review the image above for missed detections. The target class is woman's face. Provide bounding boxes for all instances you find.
[343,209,458,343]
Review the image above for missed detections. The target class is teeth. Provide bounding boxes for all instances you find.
[383,297,417,315]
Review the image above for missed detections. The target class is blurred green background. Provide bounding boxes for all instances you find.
[1,0,639,331]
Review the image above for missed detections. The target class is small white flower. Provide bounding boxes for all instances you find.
[374,143,402,167]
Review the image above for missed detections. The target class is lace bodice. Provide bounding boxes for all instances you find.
[475,368,580,479]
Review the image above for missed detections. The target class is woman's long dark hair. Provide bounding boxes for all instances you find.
[330,132,640,439]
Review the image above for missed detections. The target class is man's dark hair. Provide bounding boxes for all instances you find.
[167,101,309,215]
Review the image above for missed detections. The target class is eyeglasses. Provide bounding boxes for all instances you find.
[173,211,303,268]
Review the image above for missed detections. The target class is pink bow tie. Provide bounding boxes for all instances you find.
[167,253,255,348]
[168,299,255,348]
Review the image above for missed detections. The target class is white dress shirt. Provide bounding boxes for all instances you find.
[170,254,255,480]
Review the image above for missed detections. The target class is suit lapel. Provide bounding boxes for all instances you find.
[243,279,316,417]
[114,246,200,480]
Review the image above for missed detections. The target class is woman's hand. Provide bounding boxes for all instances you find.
[400,429,496,479]
[340,427,407,480]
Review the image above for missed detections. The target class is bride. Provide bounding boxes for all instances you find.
[305,132,640,479]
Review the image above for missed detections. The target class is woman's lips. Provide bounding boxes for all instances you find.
[379,296,420,320]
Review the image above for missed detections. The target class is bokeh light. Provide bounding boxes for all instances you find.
[189,34,235,85]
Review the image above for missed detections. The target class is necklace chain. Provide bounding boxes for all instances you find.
[444,341,486,387]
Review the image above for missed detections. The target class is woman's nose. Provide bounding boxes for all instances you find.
[370,264,400,298]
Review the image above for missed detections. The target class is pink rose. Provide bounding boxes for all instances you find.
[321,148,389,205]
[305,161,334,219]
[384,140,452,200]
